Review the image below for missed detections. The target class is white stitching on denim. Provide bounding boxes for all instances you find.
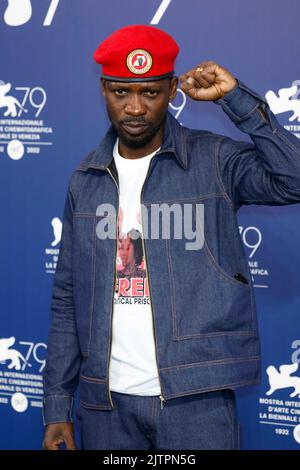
[87,216,97,355]
[142,193,226,205]
[223,102,261,123]
[43,395,74,399]
[272,127,300,157]
[80,375,107,383]
[173,330,255,340]
[164,379,260,399]
[166,221,253,341]
[160,355,260,371]
[202,238,251,289]
[215,137,234,209]
[165,237,177,339]
[79,400,112,410]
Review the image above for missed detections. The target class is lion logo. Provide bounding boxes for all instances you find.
[0,81,27,117]
[265,84,300,122]
[266,362,300,398]
[0,337,31,370]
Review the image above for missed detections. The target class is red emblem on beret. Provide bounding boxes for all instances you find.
[94,24,179,81]
[126,49,152,75]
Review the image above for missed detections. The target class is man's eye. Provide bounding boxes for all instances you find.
[146,91,158,97]
[114,89,127,96]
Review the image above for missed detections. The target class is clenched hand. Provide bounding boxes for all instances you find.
[179,60,238,101]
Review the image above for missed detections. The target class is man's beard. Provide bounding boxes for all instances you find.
[108,108,166,149]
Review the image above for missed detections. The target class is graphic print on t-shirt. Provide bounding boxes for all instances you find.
[114,206,150,305]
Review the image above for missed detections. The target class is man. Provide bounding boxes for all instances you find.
[42,24,300,450]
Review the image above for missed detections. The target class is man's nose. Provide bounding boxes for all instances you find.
[124,95,146,116]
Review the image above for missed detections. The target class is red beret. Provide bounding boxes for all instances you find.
[94,24,179,82]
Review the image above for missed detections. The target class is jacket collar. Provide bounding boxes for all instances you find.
[77,110,188,172]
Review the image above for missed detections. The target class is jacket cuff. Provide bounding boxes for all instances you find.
[213,78,269,122]
[42,395,74,426]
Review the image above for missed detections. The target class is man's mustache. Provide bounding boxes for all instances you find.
[120,117,150,125]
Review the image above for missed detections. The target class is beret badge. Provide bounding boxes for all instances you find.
[126,49,153,75]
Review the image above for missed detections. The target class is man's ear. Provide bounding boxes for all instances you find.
[168,76,178,102]
[100,77,106,97]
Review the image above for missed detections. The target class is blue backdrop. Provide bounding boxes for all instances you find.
[1,0,300,450]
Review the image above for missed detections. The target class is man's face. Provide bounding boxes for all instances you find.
[120,237,134,268]
[101,77,178,149]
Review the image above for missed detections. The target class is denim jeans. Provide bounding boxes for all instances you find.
[76,388,240,450]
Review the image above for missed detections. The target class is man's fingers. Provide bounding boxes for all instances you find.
[198,70,215,84]
[43,435,76,450]
[186,76,196,86]
[65,434,77,450]
[197,61,218,75]
[180,69,215,91]
[195,73,212,88]
[180,61,220,97]
[180,76,196,91]
[181,82,205,100]
[179,73,188,83]
[43,438,62,450]
[179,61,236,101]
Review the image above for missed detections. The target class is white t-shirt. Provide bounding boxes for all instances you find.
[109,137,161,396]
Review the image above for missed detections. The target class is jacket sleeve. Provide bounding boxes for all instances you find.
[214,79,300,210]
[42,176,81,426]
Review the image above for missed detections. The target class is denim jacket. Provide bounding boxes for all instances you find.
[43,79,300,425]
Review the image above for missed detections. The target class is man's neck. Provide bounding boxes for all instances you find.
[118,126,164,159]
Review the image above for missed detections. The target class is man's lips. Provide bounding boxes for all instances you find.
[121,122,149,135]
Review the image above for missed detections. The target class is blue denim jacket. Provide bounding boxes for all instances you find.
[43,80,300,425]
